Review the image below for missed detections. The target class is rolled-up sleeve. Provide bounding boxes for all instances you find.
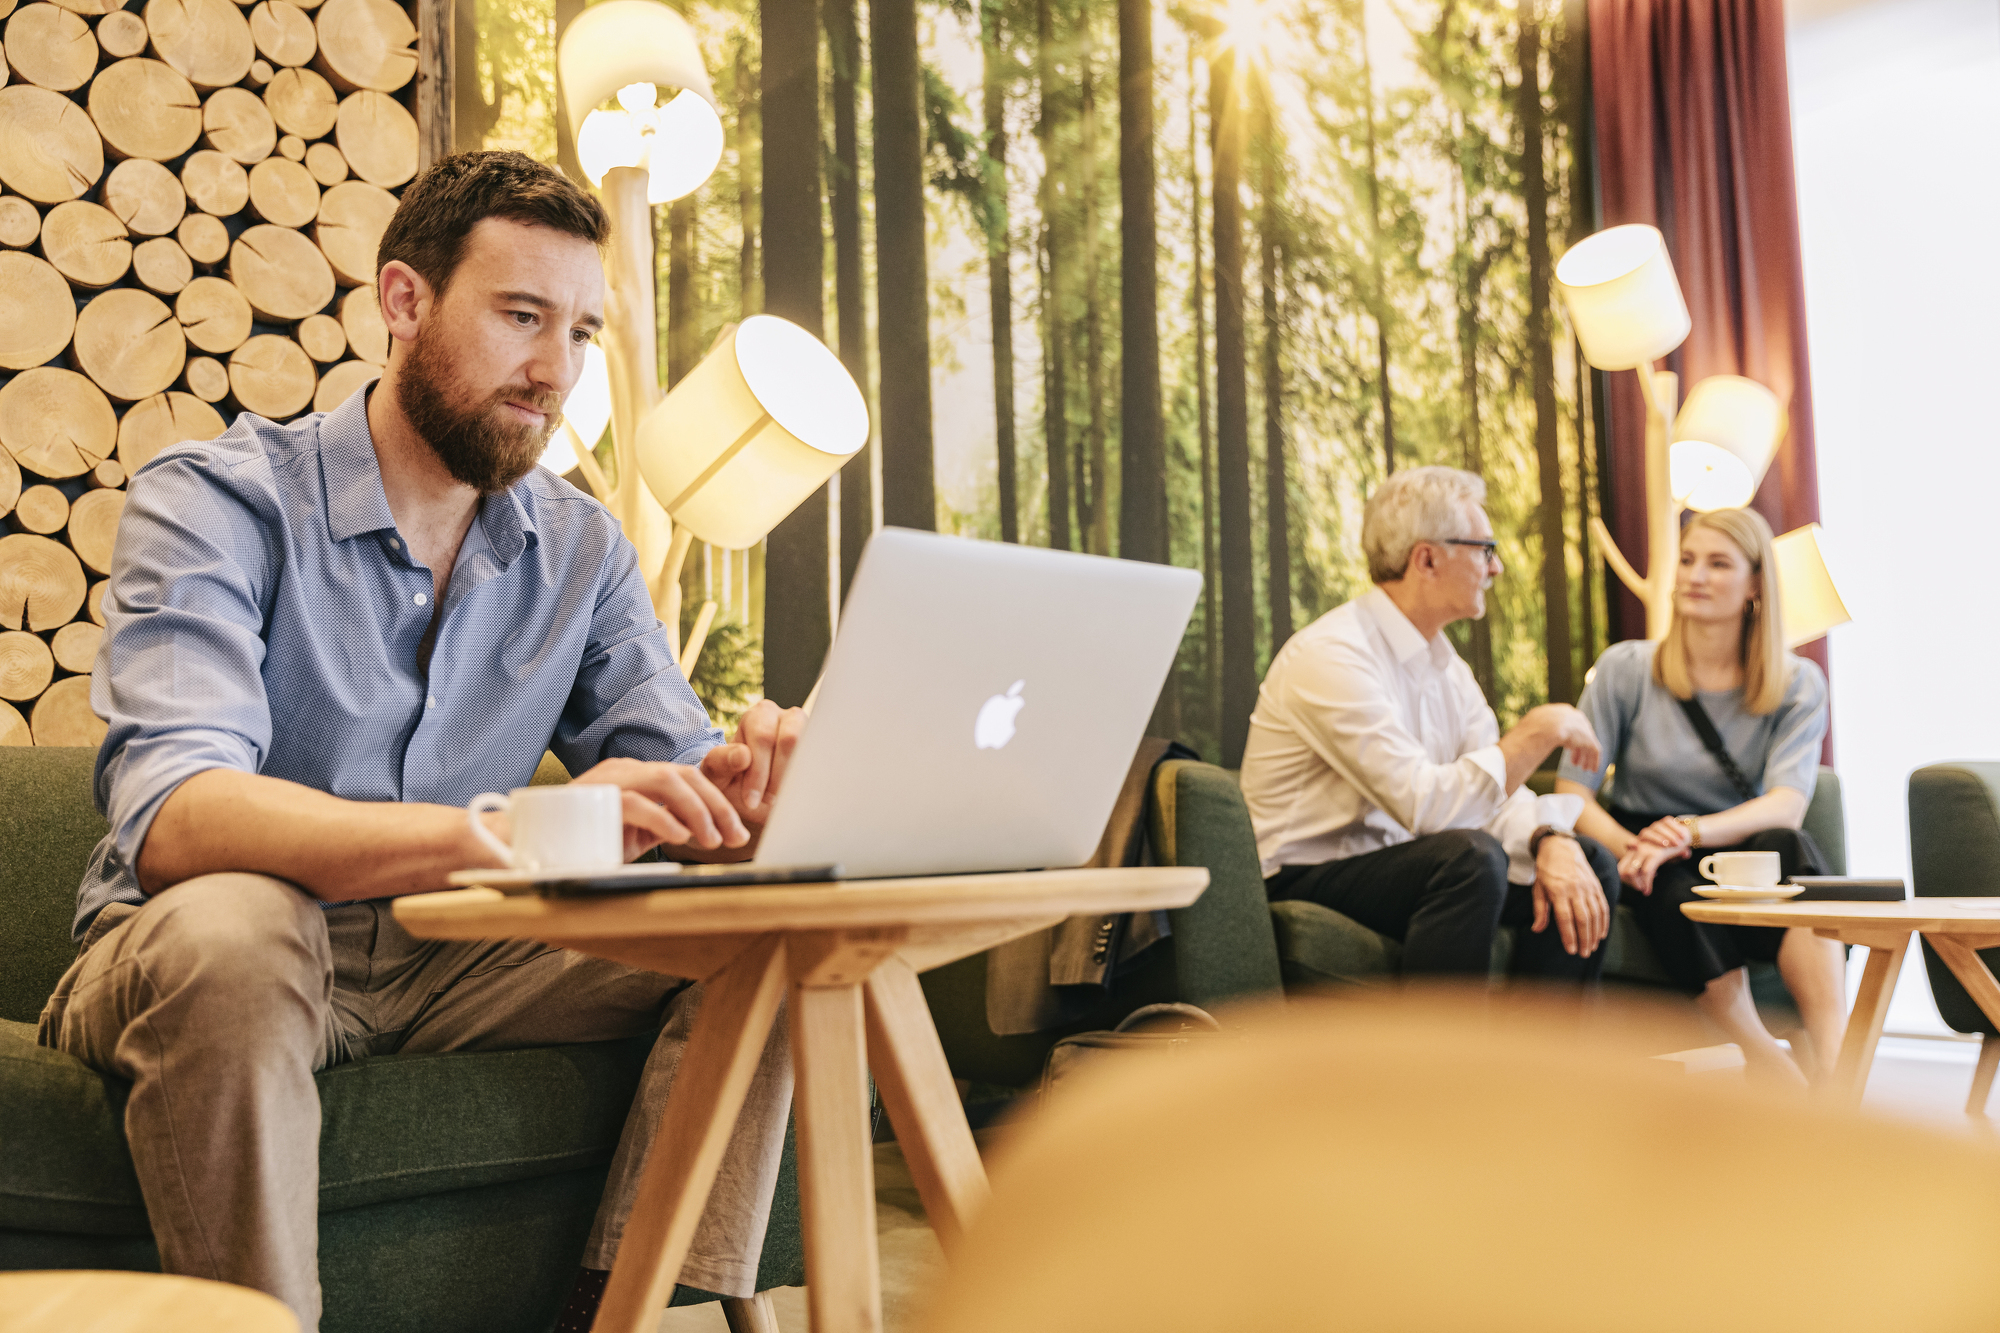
[92,455,279,877]
[551,528,724,773]
[1282,641,1506,836]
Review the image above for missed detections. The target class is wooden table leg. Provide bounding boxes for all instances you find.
[594,935,789,1333]
[1926,937,2000,1116]
[1829,933,1908,1109]
[864,955,990,1253]
[791,978,882,1333]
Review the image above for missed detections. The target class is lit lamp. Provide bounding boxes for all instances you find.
[1772,523,1851,648]
[552,0,862,679]
[1557,225,1815,642]
[1669,375,1784,513]
[636,316,869,666]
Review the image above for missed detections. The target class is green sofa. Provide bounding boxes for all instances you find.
[0,748,802,1332]
[926,759,1847,1087]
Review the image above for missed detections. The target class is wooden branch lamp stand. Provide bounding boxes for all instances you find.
[1587,362,1681,640]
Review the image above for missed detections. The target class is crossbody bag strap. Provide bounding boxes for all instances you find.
[1675,695,1759,803]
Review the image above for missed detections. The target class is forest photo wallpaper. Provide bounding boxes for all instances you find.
[459,0,1607,764]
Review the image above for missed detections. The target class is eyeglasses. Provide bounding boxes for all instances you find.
[1436,538,1499,561]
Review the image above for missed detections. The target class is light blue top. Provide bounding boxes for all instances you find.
[1557,639,1828,817]
[75,387,721,937]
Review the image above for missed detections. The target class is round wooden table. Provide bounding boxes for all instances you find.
[1682,897,2000,1106]
[0,1271,297,1332]
[393,866,1209,1333]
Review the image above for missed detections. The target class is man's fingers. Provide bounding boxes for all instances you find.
[738,701,778,811]
[762,707,805,807]
[621,789,685,846]
[1552,894,1579,955]
[1532,884,1550,934]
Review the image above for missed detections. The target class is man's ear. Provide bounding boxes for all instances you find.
[377,260,432,348]
[1406,541,1438,580]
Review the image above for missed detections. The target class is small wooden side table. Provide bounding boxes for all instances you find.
[394,867,1208,1333]
[1682,898,2000,1106]
[0,1270,298,1332]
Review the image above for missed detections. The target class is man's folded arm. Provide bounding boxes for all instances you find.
[1282,644,1507,835]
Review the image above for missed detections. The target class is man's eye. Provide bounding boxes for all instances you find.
[511,311,536,326]
[572,328,593,344]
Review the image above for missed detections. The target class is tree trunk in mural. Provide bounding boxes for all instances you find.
[1259,109,1291,655]
[1037,0,1071,551]
[551,0,586,182]
[1190,41,1219,740]
[1518,0,1571,705]
[873,0,937,531]
[451,0,497,153]
[1079,38,1109,556]
[1117,0,1164,568]
[1559,0,1596,668]
[1453,107,1498,701]
[1357,0,1394,477]
[1211,50,1256,768]
[982,0,1018,544]
[736,39,760,317]
[827,0,871,593]
[666,193,698,389]
[761,0,828,708]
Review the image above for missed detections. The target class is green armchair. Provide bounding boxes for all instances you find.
[0,748,802,1332]
[1907,762,2000,1113]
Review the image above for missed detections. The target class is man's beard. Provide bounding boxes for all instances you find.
[397,322,563,494]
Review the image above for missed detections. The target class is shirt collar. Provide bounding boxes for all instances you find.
[320,385,539,567]
[1361,587,1456,672]
[321,387,397,544]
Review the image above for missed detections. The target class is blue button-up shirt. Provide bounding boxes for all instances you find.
[75,387,722,937]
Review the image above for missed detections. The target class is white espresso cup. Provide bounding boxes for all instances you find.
[467,784,623,871]
[1698,850,1782,888]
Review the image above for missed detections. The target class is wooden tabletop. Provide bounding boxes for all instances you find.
[0,1271,297,1333]
[1682,897,2000,933]
[395,866,1211,942]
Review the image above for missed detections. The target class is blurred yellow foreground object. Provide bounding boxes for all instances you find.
[919,988,2000,1333]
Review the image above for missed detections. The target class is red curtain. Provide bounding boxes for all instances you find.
[1588,0,1827,689]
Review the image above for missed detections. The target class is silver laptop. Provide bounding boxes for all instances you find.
[752,528,1201,880]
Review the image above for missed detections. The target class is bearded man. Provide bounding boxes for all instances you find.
[37,152,800,1333]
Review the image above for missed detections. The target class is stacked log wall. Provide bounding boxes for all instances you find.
[0,0,425,745]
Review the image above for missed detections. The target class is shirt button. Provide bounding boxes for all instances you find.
[426,696,436,708]
[387,537,401,550]
[413,592,428,606]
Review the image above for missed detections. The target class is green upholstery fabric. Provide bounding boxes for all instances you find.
[0,747,803,1325]
[1909,763,2000,1037]
[0,749,107,1025]
[1269,899,1401,986]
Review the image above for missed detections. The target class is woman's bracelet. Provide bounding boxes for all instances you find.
[1674,814,1702,848]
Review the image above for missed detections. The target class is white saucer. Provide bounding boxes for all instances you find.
[1692,884,1804,902]
[447,862,683,891]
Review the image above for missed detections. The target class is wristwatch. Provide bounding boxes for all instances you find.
[1529,824,1578,858]
[1675,815,1703,848]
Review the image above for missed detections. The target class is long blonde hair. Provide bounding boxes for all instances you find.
[1653,508,1788,715]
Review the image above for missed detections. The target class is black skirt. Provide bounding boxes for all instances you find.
[1605,807,1828,995]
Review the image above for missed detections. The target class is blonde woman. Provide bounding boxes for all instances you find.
[1556,509,1841,1084]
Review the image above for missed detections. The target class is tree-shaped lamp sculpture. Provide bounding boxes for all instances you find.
[1557,224,1823,640]
[552,0,862,679]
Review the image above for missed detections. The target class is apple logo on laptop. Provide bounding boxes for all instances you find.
[974,680,1026,750]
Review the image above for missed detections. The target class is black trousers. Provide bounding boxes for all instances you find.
[1266,829,1622,982]
[1609,813,1827,996]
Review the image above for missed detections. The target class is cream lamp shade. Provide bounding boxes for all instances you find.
[1773,523,1851,648]
[543,343,611,476]
[1554,224,1692,371]
[1669,374,1785,512]
[636,315,869,550]
[559,1,723,201]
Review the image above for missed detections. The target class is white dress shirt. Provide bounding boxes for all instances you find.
[1240,588,1577,882]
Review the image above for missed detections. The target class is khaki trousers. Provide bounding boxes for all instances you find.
[38,873,793,1333]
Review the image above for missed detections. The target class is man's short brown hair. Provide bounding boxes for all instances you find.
[375,150,611,296]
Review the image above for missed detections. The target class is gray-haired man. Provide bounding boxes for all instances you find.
[1240,466,1622,979]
